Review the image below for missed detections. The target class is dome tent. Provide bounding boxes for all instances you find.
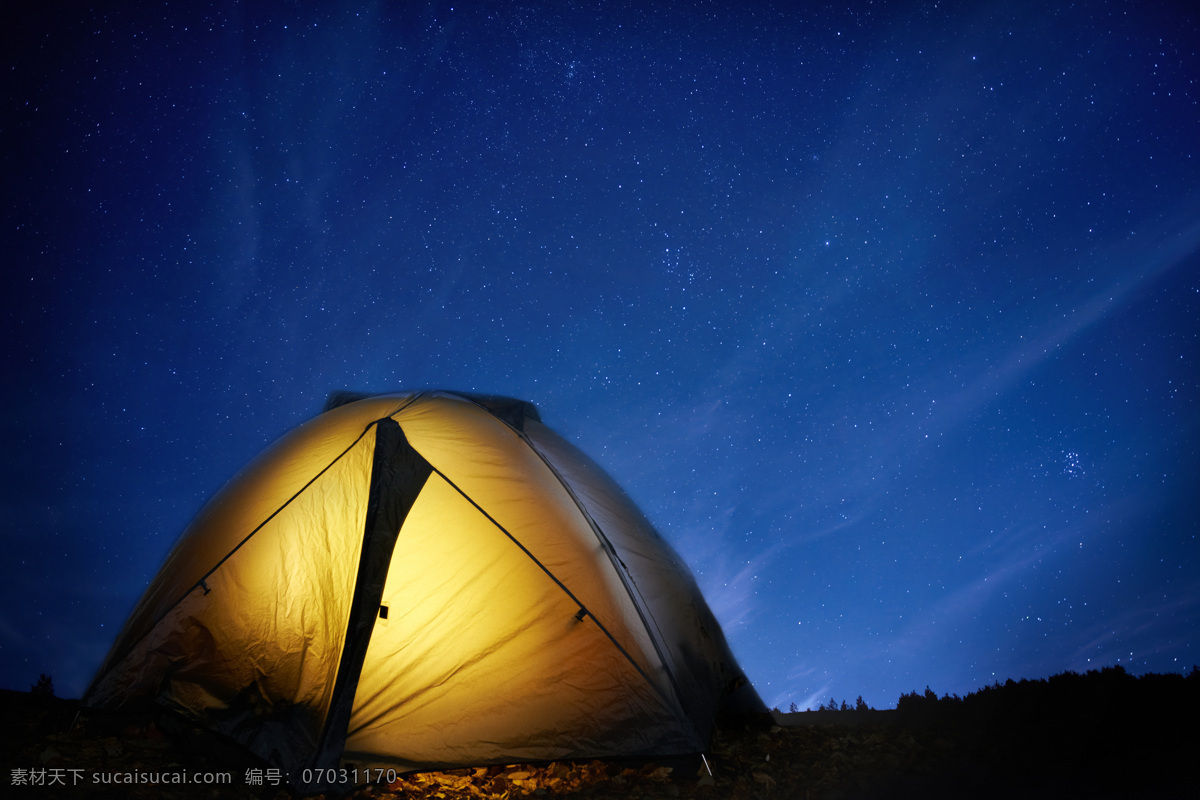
[84,391,760,789]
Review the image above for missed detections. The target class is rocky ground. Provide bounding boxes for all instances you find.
[4,670,1198,799]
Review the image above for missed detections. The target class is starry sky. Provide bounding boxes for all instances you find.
[4,0,1198,712]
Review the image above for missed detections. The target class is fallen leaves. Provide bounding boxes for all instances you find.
[376,760,675,799]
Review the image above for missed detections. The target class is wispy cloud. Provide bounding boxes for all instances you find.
[701,539,795,632]
[1066,587,1200,672]
[931,212,1200,437]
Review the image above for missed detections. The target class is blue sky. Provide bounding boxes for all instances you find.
[4,0,1198,710]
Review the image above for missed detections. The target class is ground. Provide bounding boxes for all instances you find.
[3,677,1197,799]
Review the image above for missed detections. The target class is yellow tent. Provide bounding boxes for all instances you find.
[84,391,759,789]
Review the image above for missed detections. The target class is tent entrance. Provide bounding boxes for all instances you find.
[311,418,432,779]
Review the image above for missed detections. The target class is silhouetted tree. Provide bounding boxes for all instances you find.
[31,673,54,697]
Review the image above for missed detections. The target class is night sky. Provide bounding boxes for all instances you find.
[4,1,1198,712]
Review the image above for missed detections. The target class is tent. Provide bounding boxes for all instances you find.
[84,391,760,789]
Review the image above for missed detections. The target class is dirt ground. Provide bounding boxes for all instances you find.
[3,682,1197,800]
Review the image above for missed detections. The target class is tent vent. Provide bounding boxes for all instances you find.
[323,390,374,411]
[458,393,542,430]
[378,604,389,620]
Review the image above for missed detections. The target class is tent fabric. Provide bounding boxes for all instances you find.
[84,391,760,789]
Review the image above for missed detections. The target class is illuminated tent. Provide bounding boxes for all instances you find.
[84,391,759,789]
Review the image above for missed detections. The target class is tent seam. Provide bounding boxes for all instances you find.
[513,435,697,735]
[425,463,670,709]
[454,393,694,735]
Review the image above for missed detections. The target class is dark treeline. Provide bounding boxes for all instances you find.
[770,667,1200,797]
[885,666,1199,797]
[797,664,1200,717]
[893,664,1200,723]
